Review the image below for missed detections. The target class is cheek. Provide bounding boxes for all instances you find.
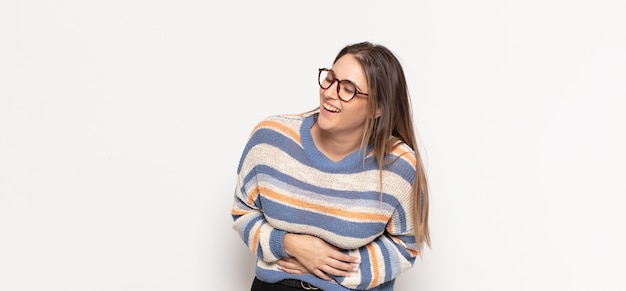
[348,102,370,121]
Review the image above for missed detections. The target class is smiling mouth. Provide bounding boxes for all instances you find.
[323,103,341,113]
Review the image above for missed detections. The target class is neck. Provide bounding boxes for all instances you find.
[311,122,362,162]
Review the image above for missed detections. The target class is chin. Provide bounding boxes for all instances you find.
[315,115,335,131]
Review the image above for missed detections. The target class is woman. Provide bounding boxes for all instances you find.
[232,41,430,291]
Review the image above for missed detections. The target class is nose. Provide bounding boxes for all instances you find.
[322,80,340,100]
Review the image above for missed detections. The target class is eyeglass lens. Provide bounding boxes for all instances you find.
[318,69,358,102]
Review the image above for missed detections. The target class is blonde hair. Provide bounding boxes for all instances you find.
[334,42,430,254]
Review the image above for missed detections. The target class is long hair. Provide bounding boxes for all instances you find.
[334,41,430,254]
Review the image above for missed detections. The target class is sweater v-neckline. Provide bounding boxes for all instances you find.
[300,113,369,172]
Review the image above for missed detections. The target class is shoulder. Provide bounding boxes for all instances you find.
[250,113,307,134]
[389,141,417,170]
[383,139,418,181]
[246,111,315,146]
[238,113,311,172]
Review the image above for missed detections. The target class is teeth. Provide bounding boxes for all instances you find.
[324,103,341,113]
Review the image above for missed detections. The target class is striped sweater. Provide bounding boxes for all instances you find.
[231,112,418,291]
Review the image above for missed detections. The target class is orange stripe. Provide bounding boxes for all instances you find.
[390,236,419,257]
[246,186,260,205]
[252,120,301,145]
[231,208,251,216]
[367,244,380,288]
[391,146,416,167]
[251,226,261,256]
[261,187,388,223]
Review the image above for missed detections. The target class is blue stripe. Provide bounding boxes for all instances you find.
[252,165,402,205]
[391,205,409,234]
[357,247,373,289]
[240,154,412,235]
[242,215,263,243]
[240,126,416,179]
[252,167,410,232]
[241,215,264,258]
[387,156,416,184]
[262,198,387,239]
[269,228,283,259]
[385,235,417,274]
[375,239,394,282]
[254,127,377,174]
[246,165,411,233]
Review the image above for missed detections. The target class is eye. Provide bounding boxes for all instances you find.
[341,82,356,94]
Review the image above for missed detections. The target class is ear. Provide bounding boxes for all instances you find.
[375,106,382,118]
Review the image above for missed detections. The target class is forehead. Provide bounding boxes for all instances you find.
[331,54,368,89]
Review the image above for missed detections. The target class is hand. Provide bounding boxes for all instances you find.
[276,257,310,274]
[283,233,361,281]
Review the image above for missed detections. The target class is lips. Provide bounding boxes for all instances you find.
[323,103,341,113]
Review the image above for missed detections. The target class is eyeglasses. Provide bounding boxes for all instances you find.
[318,68,368,102]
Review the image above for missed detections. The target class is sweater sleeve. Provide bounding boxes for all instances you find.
[230,133,290,262]
[336,198,418,290]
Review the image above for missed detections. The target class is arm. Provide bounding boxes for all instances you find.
[231,117,363,268]
[280,205,418,290]
[281,233,361,281]
[339,219,418,290]
[231,165,289,262]
[338,151,421,289]
[232,163,360,273]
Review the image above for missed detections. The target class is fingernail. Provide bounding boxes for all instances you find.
[277,266,283,271]
[355,259,361,263]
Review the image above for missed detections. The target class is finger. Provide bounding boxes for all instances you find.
[330,251,361,264]
[281,257,300,265]
[276,260,298,274]
[276,259,294,269]
[280,263,306,273]
[277,258,311,274]
[279,266,305,274]
[326,259,360,272]
[275,260,288,269]
[326,260,360,274]
[320,263,353,277]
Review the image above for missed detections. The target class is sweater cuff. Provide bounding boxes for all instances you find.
[270,229,289,259]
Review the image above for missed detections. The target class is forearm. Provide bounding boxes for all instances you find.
[337,233,417,289]
[232,204,289,262]
[231,168,289,262]
[280,232,416,289]
[282,233,361,281]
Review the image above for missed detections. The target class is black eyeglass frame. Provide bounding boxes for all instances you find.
[318,68,369,102]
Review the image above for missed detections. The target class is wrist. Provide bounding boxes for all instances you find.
[269,229,290,259]
[283,233,297,257]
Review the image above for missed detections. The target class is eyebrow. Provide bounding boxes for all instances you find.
[328,69,366,92]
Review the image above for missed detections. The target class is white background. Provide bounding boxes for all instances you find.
[1,1,625,290]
